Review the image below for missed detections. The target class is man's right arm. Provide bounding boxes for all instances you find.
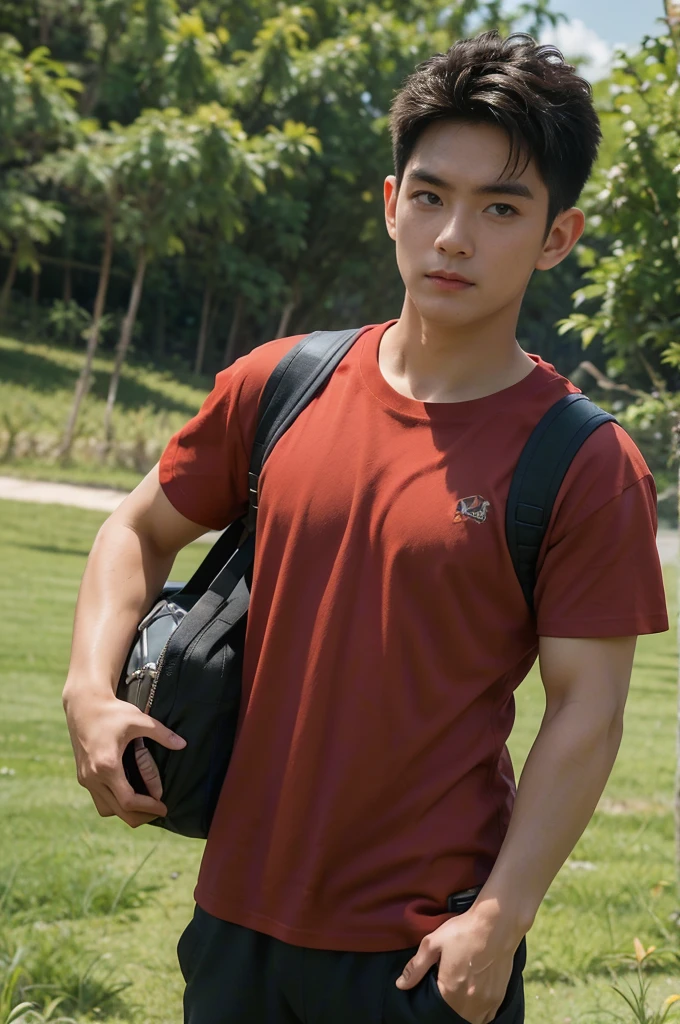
[62,465,210,828]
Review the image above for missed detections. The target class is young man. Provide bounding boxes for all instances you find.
[63,31,667,1024]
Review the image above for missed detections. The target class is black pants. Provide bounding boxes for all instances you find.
[178,905,526,1024]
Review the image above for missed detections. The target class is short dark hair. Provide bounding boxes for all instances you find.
[389,31,601,226]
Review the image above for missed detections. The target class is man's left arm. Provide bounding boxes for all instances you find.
[396,633,637,1024]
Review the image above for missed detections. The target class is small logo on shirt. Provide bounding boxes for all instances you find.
[454,495,491,524]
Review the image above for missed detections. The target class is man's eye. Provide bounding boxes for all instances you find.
[413,191,441,206]
[487,203,517,217]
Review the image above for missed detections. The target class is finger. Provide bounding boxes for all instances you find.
[482,1000,504,1024]
[108,769,167,819]
[90,787,116,818]
[126,711,186,751]
[134,737,163,801]
[104,782,165,828]
[395,939,440,990]
[97,786,154,827]
[114,807,160,829]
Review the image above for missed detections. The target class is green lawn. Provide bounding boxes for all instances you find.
[0,498,678,1024]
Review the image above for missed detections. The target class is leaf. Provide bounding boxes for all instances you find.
[582,324,599,348]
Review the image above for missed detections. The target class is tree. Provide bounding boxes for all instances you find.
[215,0,563,337]
[0,184,64,318]
[35,130,122,456]
[100,102,284,444]
[0,32,80,316]
[100,107,207,446]
[1,0,572,377]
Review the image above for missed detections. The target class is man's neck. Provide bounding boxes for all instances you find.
[379,295,536,404]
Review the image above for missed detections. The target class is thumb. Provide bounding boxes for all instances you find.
[396,942,440,991]
[131,711,187,750]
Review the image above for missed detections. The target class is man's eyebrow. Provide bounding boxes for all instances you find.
[405,169,534,200]
[406,169,452,190]
[474,181,534,200]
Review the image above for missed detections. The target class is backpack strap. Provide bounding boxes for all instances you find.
[505,393,617,614]
[181,328,362,597]
[180,327,360,598]
[246,327,362,531]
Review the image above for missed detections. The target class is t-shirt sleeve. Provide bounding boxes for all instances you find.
[159,335,305,530]
[534,423,668,637]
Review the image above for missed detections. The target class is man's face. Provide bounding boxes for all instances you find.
[384,120,577,331]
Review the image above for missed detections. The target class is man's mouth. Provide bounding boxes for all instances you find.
[426,270,475,291]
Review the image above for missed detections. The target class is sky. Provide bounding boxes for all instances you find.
[504,0,666,80]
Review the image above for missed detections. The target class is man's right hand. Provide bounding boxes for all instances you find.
[63,690,187,828]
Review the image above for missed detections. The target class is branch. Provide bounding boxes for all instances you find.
[575,360,651,401]
[1,252,128,280]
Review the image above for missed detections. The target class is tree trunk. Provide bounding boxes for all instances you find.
[59,212,114,460]
[0,249,19,320]
[29,268,40,335]
[80,31,112,117]
[63,260,72,303]
[223,294,244,366]
[103,246,148,448]
[153,296,166,361]
[38,9,51,45]
[194,282,213,375]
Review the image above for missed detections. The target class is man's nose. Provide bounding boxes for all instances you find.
[434,208,474,258]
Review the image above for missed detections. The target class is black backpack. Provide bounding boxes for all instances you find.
[117,328,616,837]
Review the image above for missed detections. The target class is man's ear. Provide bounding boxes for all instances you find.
[384,175,398,241]
[535,207,585,271]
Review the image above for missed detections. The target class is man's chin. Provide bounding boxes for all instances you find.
[411,294,485,330]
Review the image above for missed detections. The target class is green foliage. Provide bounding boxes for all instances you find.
[602,940,680,1024]
[0,31,81,272]
[0,34,81,168]
[44,301,91,347]
[559,34,680,386]
[0,930,131,1022]
[555,27,680,515]
[0,0,585,390]
[0,191,64,273]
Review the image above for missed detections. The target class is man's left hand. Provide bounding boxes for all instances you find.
[395,906,518,1024]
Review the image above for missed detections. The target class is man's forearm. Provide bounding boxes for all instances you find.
[63,516,174,702]
[472,701,624,943]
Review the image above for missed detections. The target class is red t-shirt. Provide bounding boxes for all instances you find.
[159,321,667,952]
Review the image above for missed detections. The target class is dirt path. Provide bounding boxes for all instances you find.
[0,475,218,544]
[0,474,677,564]
[0,475,127,513]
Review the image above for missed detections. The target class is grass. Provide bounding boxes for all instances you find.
[0,500,206,1023]
[0,335,212,492]
[0,496,679,1022]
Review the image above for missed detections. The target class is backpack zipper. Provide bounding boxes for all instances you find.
[144,634,171,714]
